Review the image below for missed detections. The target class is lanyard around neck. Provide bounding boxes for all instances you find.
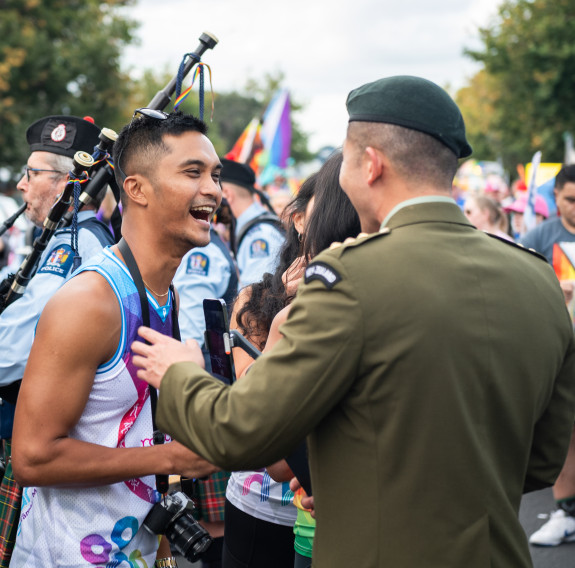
[117,238,180,495]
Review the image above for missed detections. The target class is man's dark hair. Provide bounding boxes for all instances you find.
[555,165,575,191]
[348,122,459,189]
[112,111,208,205]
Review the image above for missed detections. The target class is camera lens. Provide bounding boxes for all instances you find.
[166,513,213,562]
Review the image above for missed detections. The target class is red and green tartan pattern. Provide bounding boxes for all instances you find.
[194,471,230,523]
[0,440,22,568]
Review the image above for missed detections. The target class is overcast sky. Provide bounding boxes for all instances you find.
[121,0,503,152]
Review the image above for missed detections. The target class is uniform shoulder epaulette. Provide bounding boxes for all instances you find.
[304,231,390,289]
[329,229,391,254]
[486,233,547,262]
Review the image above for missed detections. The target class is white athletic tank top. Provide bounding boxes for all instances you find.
[11,247,174,567]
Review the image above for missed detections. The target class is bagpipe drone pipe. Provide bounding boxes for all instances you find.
[0,31,219,314]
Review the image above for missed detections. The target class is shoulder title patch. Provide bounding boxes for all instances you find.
[304,261,341,289]
[37,244,74,278]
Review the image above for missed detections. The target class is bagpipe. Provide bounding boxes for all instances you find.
[0,31,218,315]
[0,203,26,238]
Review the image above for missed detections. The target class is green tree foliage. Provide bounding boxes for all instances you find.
[464,0,575,169]
[0,0,138,178]
[456,70,500,161]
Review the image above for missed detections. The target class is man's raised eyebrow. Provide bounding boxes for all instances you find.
[179,159,223,171]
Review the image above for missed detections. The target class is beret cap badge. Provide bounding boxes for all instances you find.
[51,124,67,143]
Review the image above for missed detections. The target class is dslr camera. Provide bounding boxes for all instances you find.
[143,491,212,562]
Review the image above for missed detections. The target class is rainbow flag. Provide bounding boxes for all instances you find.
[260,89,292,169]
[224,118,263,174]
[224,89,292,185]
[553,243,575,281]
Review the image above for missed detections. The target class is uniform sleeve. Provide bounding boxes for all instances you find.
[0,229,108,386]
[524,330,575,492]
[237,224,284,289]
[174,243,232,344]
[156,254,363,471]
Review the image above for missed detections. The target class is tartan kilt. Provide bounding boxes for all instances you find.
[0,440,22,568]
[193,471,231,523]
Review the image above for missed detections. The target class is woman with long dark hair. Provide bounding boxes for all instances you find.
[222,150,361,568]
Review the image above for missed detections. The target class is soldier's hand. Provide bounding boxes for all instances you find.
[131,326,205,389]
[165,440,219,479]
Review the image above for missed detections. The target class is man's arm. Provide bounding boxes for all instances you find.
[136,254,363,471]
[12,271,216,487]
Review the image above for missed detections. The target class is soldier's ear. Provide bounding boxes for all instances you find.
[122,174,149,208]
[364,147,385,185]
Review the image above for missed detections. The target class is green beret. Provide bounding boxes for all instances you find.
[346,76,472,159]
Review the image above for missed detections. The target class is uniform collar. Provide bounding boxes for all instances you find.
[235,201,265,235]
[381,197,473,231]
[76,210,97,222]
[381,196,456,229]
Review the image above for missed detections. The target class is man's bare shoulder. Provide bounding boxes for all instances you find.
[37,269,121,364]
[47,270,118,318]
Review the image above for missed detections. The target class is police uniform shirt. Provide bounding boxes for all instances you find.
[235,202,284,289]
[173,235,237,344]
[0,211,113,386]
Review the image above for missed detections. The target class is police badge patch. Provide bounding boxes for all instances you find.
[38,244,75,278]
[186,252,210,276]
[249,239,269,258]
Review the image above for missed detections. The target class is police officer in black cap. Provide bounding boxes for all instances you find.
[0,115,114,565]
[220,158,285,288]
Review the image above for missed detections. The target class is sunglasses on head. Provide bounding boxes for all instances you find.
[115,108,169,181]
[131,108,169,122]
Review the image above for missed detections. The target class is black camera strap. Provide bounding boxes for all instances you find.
[117,238,179,495]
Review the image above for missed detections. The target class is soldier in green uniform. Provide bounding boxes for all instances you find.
[132,76,575,567]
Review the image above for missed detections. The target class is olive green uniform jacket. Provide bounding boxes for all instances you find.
[157,201,575,567]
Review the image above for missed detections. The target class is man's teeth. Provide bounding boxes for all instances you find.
[191,206,213,213]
